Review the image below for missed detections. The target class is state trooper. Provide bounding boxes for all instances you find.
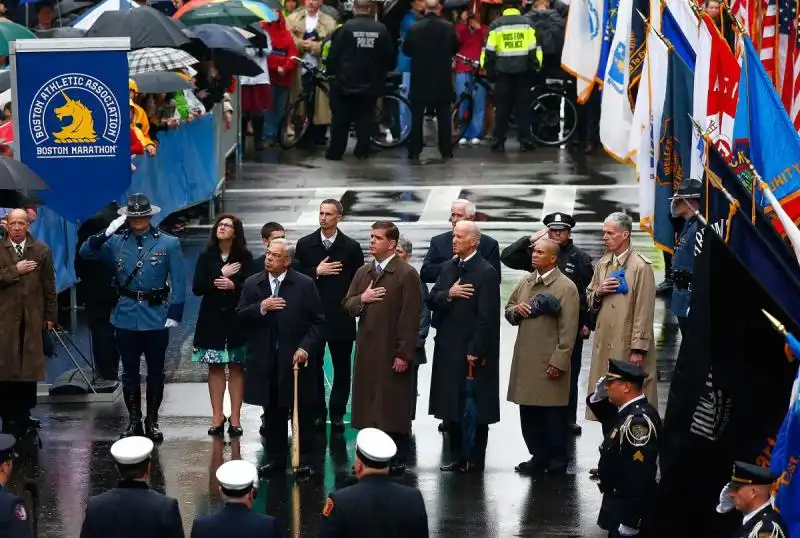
[669,179,702,336]
[717,461,788,538]
[79,436,184,538]
[320,428,429,537]
[586,360,662,538]
[481,4,542,153]
[79,194,186,441]
[500,212,594,434]
[190,460,281,537]
[0,434,34,538]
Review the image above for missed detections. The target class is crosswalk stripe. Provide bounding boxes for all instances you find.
[419,186,463,222]
[294,188,347,224]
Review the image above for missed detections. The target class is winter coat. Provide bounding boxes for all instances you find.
[264,14,300,88]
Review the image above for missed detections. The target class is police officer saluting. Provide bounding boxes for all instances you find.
[80,436,184,538]
[668,179,701,336]
[319,428,429,537]
[717,461,788,538]
[586,360,662,538]
[325,0,396,161]
[190,460,281,538]
[0,435,33,538]
[500,212,593,434]
[481,3,542,153]
[79,194,186,441]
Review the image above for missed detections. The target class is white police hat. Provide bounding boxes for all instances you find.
[110,436,154,465]
[356,428,397,464]
[216,460,258,491]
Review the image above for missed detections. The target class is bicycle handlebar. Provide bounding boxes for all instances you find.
[455,53,480,69]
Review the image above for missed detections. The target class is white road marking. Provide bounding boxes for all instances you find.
[539,185,577,221]
[224,184,639,194]
[295,188,347,224]
[419,186,463,222]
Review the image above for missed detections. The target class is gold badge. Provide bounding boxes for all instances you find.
[322,497,334,517]
[633,450,644,463]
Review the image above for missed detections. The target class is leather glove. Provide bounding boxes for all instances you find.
[105,215,127,237]
[618,524,639,536]
[716,483,735,514]
[164,318,179,328]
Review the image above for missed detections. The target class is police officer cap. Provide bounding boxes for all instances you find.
[730,461,776,486]
[542,212,576,230]
[670,178,703,200]
[606,359,647,385]
[355,428,397,467]
[216,460,258,493]
[0,434,16,463]
[119,193,161,218]
[110,436,154,465]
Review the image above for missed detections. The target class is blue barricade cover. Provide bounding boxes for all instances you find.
[128,114,218,226]
[30,205,79,293]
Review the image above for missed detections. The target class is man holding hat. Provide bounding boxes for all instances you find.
[319,428,429,537]
[717,461,788,538]
[79,194,187,441]
[80,436,184,538]
[668,178,702,336]
[190,460,281,538]
[500,211,594,434]
[0,434,34,538]
[586,359,662,538]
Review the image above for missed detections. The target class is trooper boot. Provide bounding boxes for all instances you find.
[121,386,144,439]
[144,383,164,443]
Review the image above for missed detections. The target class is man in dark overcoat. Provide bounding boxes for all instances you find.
[402,0,460,160]
[237,238,325,475]
[428,220,500,473]
[343,221,421,474]
[293,199,364,429]
[0,209,57,437]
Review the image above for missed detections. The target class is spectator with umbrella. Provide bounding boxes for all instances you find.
[428,220,500,474]
[240,37,272,151]
[263,9,297,145]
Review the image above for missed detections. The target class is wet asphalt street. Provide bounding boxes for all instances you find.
[11,139,682,537]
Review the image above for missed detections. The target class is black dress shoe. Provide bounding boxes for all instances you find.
[437,422,448,433]
[519,141,536,152]
[490,141,505,153]
[227,424,243,437]
[258,462,286,476]
[515,458,546,475]
[208,420,225,436]
[589,468,600,480]
[568,423,582,436]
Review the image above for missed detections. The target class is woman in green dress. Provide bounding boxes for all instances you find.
[192,214,254,436]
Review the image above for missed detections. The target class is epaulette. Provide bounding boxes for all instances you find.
[636,252,652,264]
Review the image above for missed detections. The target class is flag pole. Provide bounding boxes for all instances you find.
[721,1,747,35]
[636,10,674,51]
[762,309,798,362]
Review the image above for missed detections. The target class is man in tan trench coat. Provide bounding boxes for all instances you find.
[506,239,579,475]
[585,212,657,424]
[343,221,421,475]
[287,0,336,133]
[0,209,57,437]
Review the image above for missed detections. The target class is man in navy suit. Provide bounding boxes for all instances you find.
[420,199,501,284]
[190,460,281,538]
[237,238,325,476]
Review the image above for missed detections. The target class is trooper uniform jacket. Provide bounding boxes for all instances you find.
[0,487,33,538]
[669,216,698,320]
[587,394,662,534]
[732,503,788,538]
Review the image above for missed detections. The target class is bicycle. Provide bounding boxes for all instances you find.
[451,54,578,147]
[278,57,412,150]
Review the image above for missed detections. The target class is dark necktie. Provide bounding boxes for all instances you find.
[323,239,332,250]
[376,262,382,274]
[136,236,144,251]
[272,278,281,297]
[458,259,465,268]
[15,245,23,259]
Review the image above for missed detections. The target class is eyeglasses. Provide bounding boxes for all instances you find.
[217,222,234,229]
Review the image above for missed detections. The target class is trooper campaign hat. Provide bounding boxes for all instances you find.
[542,212,576,230]
[729,461,776,486]
[606,359,647,385]
[355,428,396,468]
[119,193,161,217]
[670,178,703,200]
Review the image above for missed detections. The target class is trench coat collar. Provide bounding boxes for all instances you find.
[598,247,636,269]
[531,266,562,286]
[3,232,35,253]
[369,254,398,283]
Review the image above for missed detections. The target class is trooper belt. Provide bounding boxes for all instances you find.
[117,287,169,302]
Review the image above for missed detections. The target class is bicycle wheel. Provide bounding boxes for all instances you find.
[278,97,312,150]
[370,92,411,148]
[450,95,473,147]
[530,91,578,147]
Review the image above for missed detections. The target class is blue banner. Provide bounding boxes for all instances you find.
[128,114,217,226]
[13,39,131,223]
[30,205,78,292]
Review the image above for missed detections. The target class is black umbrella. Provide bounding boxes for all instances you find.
[132,71,194,93]
[0,70,9,94]
[0,158,48,190]
[86,6,190,49]
[55,0,94,17]
[189,23,251,50]
[210,48,262,76]
[245,22,269,49]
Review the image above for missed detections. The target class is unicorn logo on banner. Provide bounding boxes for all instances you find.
[53,90,97,143]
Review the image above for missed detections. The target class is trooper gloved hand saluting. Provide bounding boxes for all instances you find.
[79,194,186,442]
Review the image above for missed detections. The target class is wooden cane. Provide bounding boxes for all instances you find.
[291,363,300,471]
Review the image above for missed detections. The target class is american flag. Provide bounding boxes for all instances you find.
[777,0,800,128]
[761,0,778,82]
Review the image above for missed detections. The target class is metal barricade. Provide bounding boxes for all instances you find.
[210,78,243,221]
